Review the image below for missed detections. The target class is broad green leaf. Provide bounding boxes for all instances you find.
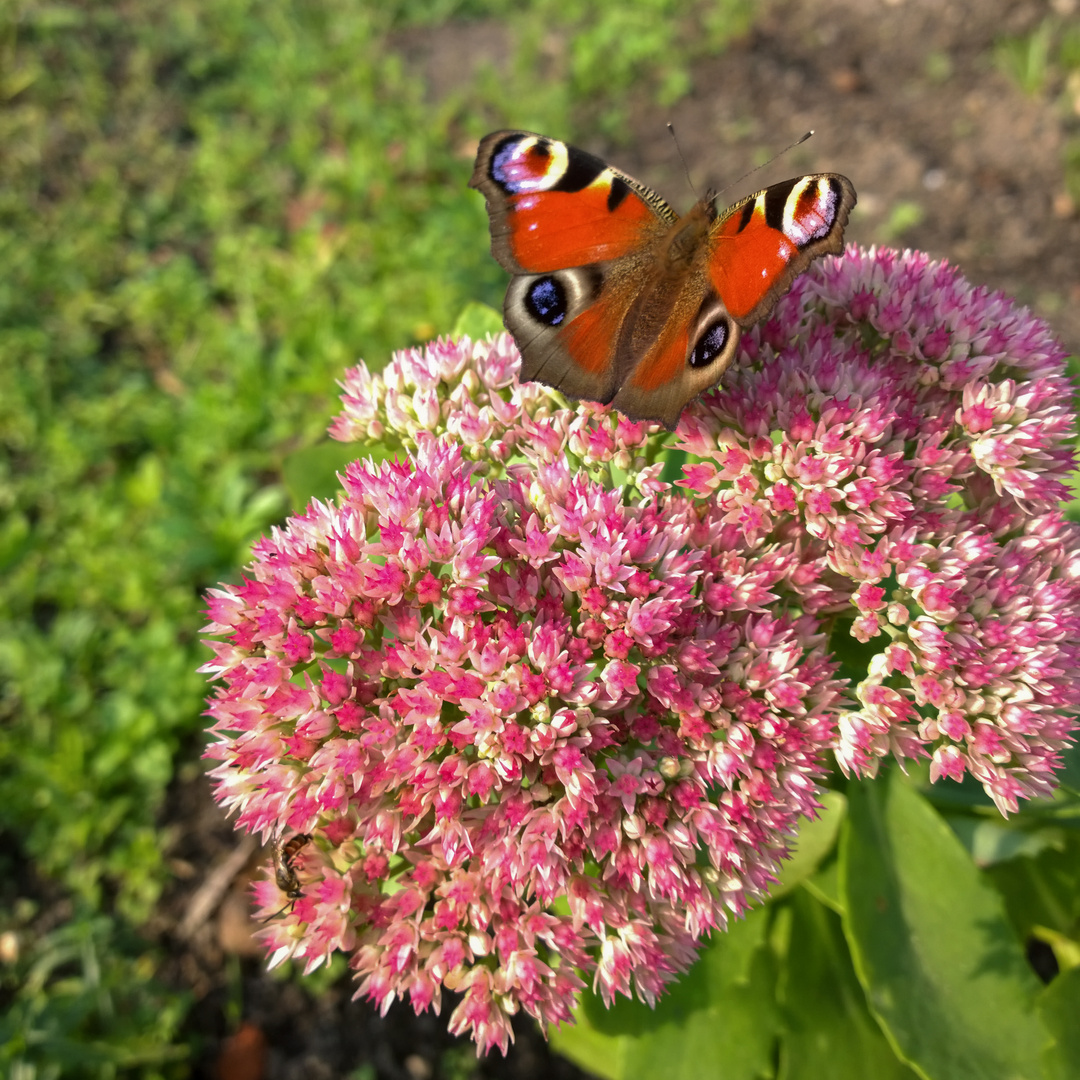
[452,301,505,340]
[946,817,1065,867]
[659,446,688,487]
[985,829,1080,943]
[552,905,778,1080]
[828,613,889,685]
[1030,927,1080,973]
[1038,965,1080,1080]
[841,774,1048,1080]
[802,856,843,914]
[771,791,846,899]
[916,766,997,811]
[777,889,917,1080]
[1058,741,1080,796]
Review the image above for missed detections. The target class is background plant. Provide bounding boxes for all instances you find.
[3,0,1079,1076]
[0,0,751,1073]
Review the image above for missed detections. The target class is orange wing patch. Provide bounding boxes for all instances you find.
[624,322,690,393]
[709,202,797,321]
[473,131,670,275]
[558,289,626,379]
[507,186,656,273]
[708,176,854,323]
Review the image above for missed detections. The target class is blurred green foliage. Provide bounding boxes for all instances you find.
[0,0,752,1071]
[995,17,1057,96]
[0,913,190,1079]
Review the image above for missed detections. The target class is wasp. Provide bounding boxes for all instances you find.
[263,832,311,921]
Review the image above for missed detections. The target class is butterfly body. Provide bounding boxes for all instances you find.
[471,131,856,429]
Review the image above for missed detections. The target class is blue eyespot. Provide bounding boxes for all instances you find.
[525,277,567,326]
[690,319,729,368]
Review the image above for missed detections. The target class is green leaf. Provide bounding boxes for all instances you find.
[984,829,1080,946]
[771,791,846,899]
[802,856,843,914]
[840,774,1049,1080]
[915,763,997,811]
[452,301,505,340]
[1038,965,1080,1080]
[552,905,778,1080]
[828,618,884,686]
[777,889,917,1080]
[1058,741,1080,796]
[946,817,1065,867]
[281,440,362,511]
[659,446,687,488]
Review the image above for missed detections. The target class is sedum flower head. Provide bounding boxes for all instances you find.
[203,434,839,1052]
[203,246,1080,1050]
[675,247,1080,814]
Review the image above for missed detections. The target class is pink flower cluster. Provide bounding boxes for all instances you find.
[330,329,664,494]
[674,247,1080,811]
[203,434,839,1052]
[202,246,1080,1051]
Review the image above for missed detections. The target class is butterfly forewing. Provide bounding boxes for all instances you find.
[709,174,857,327]
[471,131,675,274]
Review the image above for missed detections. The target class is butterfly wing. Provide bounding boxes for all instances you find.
[609,276,740,430]
[610,173,857,429]
[471,131,676,405]
[708,173,857,327]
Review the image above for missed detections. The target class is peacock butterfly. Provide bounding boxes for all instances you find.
[470,130,856,430]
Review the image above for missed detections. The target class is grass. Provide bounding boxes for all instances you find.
[0,0,752,1073]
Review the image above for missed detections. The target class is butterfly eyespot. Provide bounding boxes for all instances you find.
[524,276,568,327]
[490,135,568,194]
[689,318,731,369]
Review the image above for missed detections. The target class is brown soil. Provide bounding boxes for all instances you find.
[597,0,1080,360]
[160,2,1079,1077]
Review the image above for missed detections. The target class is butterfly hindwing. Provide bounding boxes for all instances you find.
[611,289,742,430]
[503,265,636,403]
[471,130,676,403]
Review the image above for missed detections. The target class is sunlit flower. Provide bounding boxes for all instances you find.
[678,246,1080,814]
[330,333,661,494]
[203,244,1080,1051]
[203,436,840,1052]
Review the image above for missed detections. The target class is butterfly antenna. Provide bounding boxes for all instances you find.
[714,130,815,200]
[667,123,698,199]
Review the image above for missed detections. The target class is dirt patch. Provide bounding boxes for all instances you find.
[596,0,1079,357]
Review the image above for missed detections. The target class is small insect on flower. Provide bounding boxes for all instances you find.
[263,832,311,921]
